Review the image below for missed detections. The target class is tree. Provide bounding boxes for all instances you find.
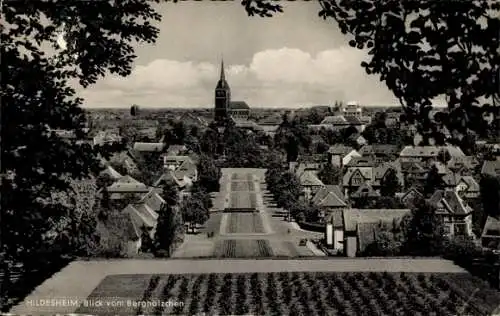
[2,0,162,269]
[437,149,452,165]
[363,229,402,257]
[154,203,184,258]
[423,165,445,197]
[402,199,445,256]
[244,0,500,143]
[316,0,500,143]
[180,196,209,233]
[317,163,341,185]
[198,154,222,192]
[380,169,401,197]
[480,175,500,219]
[161,181,179,207]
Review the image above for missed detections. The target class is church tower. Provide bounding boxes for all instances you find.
[214,58,231,123]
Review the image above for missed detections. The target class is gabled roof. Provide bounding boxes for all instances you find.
[299,170,324,186]
[442,172,459,186]
[344,116,363,125]
[230,101,250,110]
[140,189,166,212]
[428,190,473,215]
[457,176,480,192]
[107,175,148,193]
[343,167,373,186]
[258,114,283,125]
[317,191,348,208]
[321,115,349,125]
[359,145,400,156]
[133,142,166,152]
[482,216,500,238]
[351,183,380,199]
[123,203,157,229]
[154,170,192,189]
[312,185,346,207]
[345,156,376,168]
[400,146,440,157]
[99,165,122,181]
[343,208,411,232]
[174,159,197,179]
[328,145,354,155]
[117,175,140,184]
[97,212,141,242]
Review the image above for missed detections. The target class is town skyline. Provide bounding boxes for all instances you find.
[77,1,449,109]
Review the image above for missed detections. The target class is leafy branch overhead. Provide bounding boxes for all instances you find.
[242,0,500,142]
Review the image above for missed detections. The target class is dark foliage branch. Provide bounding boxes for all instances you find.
[1,0,162,266]
[240,0,500,142]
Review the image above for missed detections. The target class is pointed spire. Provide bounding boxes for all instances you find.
[220,57,225,82]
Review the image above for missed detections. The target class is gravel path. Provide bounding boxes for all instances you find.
[10,258,466,315]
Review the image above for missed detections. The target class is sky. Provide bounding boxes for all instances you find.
[77,1,404,108]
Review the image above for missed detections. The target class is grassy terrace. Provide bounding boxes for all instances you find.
[226,213,264,234]
[213,240,274,258]
[76,272,500,316]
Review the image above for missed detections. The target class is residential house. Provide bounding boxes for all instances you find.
[133,142,166,153]
[400,161,428,189]
[107,175,150,200]
[298,170,324,200]
[97,212,142,257]
[325,209,344,252]
[447,156,477,175]
[164,155,194,170]
[311,185,347,219]
[109,151,140,175]
[343,157,376,197]
[342,208,411,257]
[372,162,404,193]
[99,165,122,182]
[173,157,198,182]
[327,145,360,168]
[385,112,401,127]
[358,145,401,164]
[455,176,480,200]
[348,133,367,147]
[428,190,474,237]
[350,183,381,202]
[396,186,424,209]
[154,169,194,202]
[481,216,500,250]
[318,115,365,133]
[122,189,165,239]
[258,114,283,136]
[93,130,123,146]
[339,101,363,118]
[166,144,188,156]
[399,145,465,163]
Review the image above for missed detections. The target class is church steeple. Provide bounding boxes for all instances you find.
[214,57,231,123]
[216,58,229,89]
[220,58,225,82]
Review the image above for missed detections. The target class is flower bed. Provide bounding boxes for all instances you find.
[76,272,500,315]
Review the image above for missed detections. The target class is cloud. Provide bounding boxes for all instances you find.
[79,47,399,108]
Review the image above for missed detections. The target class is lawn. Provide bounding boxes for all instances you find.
[227,213,264,234]
[213,240,274,258]
[230,181,254,192]
[75,272,500,316]
[229,192,257,209]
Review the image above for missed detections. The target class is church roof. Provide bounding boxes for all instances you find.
[230,101,250,109]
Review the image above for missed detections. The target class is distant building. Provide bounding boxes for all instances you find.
[340,101,363,118]
[214,59,250,123]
